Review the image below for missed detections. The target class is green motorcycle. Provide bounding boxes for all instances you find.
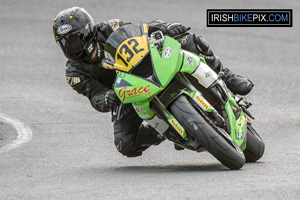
[102,23,265,170]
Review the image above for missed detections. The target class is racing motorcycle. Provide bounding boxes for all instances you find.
[102,23,265,170]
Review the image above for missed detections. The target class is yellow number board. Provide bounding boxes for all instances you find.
[114,35,149,72]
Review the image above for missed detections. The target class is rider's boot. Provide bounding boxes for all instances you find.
[219,68,254,96]
[140,125,165,146]
[114,104,165,158]
[193,34,254,96]
[125,125,164,157]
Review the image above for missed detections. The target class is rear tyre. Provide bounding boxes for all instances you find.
[170,95,245,170]
[244,125,265,162]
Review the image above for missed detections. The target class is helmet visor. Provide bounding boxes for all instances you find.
[65,35,84,55]
[56,24,96,61]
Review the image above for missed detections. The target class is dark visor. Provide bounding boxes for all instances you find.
[56,24,96,60]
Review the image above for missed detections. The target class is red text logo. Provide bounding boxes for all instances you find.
[119,85,151,101]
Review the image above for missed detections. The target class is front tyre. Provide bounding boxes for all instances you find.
[244,125,265,162]
[170,95,245,170]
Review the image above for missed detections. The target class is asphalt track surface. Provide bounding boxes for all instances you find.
[0,0,299,199]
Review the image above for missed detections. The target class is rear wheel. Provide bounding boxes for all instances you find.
[244,125,265,162]
[170,95,245,170]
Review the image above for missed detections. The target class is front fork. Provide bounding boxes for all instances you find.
[132,61,247,150]
[131,74,225,150]
[175,73,224,127]
[132,98,187,139]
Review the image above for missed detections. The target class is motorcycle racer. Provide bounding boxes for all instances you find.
[53,7,254,157]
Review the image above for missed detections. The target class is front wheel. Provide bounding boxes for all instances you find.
[170,95,245,170]
[244,125,265,162]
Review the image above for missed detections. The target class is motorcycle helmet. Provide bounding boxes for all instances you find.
[53,7,97,62]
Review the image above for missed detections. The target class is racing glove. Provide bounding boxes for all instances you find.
[166,23,188,37]
[105,89,120,110]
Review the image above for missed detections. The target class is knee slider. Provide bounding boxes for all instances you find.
[114,134,136,155]
[114,132,148,157]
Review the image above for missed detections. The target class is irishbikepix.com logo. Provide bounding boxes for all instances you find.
[207,9,293,27]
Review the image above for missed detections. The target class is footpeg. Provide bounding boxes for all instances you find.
[236,97,255,119]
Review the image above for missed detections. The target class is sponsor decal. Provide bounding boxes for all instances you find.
[238,119,247,125]
[87,43,93,53]
[108,19,120,31]
[119,85,151,101]
[164,47,172,58]
[135,107,146,112]
[195,96,210,110]
[169,119,184,136]
[66,76,80,86]
[205,71,212,78]
[57,24,72,35]
[187,56,193,67]
[116,77,122,84]
[97,43,101,58]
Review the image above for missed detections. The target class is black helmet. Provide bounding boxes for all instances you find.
[53,7,97,62]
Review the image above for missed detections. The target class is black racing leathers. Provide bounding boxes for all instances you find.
[66,60,116,112]
[65,20,130,112]
[65,19,173,112]
[65,19,221,157]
